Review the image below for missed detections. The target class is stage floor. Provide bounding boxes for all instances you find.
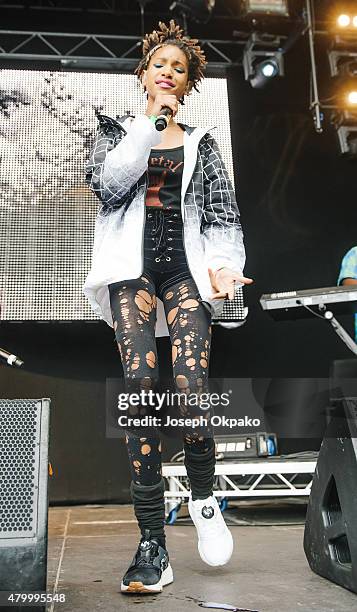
[46,500,357,612]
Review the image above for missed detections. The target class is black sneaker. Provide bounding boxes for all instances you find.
[120,529,174,594]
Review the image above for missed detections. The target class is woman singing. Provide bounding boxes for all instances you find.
[83,20,252,595]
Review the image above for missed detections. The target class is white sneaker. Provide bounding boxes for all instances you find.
[188,494,233,566]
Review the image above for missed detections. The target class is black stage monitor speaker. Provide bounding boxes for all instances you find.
[304,397,357,594]
[0,399,50,611]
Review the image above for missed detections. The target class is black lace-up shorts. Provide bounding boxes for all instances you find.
[143,208,193,300]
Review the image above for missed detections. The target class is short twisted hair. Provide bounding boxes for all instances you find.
[135,20,207,97]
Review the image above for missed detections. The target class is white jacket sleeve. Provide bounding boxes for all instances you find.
[86,115,162,208]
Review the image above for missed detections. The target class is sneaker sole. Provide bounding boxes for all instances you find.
[120,563,174,594]
[198,536,233,567]
[188,499,233,567]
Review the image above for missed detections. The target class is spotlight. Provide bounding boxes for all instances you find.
[170,0,215,23]
[337,126,357,157]
[239,0,289,17]
[337,14,351,28]
[249,57,281,88]
[329,10,357,155]
[328,36,357,78]
[243,33,284,89]
[332,4,357,34]
[348,90,357,104]
[260,58,279,77]
[341,56,357,73]
[331,109,357,157]
[328,50,357,107]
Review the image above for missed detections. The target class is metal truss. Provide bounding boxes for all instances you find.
[0,0,227,17]
[0,29,246,74]
[0,0,119,13]
[162,458,317,517]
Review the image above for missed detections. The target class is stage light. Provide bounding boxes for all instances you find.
[240,0,289,17]
[261,58,279,77]
[331,6,357,34]
[170,0,215,23]
[331,109,357,157]
[337,14,351,28]
[340,58,357,78]
[328,38,357,78]
[347,90,357,104]
[328,10,357,155]
[329,55,357,107]
[243,33,284,89]
[248,57,281,88]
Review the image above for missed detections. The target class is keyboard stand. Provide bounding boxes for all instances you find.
[321,306,357,355]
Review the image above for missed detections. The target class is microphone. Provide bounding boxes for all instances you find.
[155,107,172,132]
[0,347,24,367]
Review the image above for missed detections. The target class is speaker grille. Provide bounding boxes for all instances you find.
[212,286,247,322]
[0,400,41,539]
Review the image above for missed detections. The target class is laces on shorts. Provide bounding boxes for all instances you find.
[147,210,179,262]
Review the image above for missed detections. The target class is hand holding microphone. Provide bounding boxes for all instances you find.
[148,94,178,132]
[155,107,173,132]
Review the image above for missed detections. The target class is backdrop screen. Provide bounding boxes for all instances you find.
[0,70,235,320]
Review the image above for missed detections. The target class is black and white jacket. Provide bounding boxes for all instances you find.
[83,113,246,337]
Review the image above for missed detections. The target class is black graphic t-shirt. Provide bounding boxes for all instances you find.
[146,145,184,211]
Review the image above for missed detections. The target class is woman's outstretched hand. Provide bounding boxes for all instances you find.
[208,267,253,300]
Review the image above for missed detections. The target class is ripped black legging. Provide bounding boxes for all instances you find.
[109,272,215,497]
